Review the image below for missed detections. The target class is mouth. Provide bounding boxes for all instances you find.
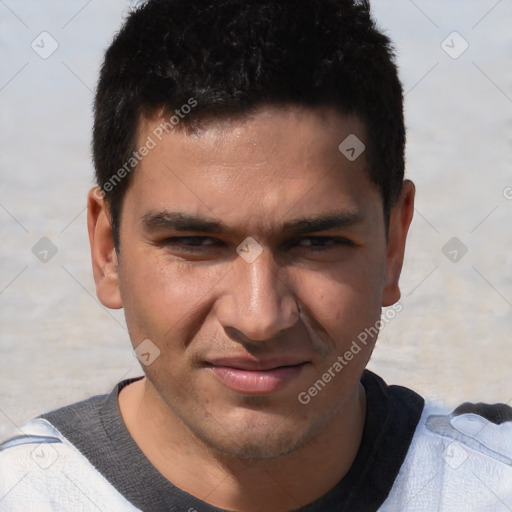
[206,357,310,395]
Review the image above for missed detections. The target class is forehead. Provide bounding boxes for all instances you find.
[138,105,366,175]
[124,106,382,232]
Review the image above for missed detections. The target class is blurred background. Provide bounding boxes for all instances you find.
[0,0,511,438]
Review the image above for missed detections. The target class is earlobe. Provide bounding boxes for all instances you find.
[381,180,415,307]
[87,187,123,309]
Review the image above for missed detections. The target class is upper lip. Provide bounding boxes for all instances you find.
[206,357,309,371]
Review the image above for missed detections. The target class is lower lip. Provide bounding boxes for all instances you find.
[211,364,306,394]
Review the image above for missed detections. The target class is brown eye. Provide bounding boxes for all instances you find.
[292,237,354,251]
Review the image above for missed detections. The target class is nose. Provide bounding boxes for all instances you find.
[214,247,299,342]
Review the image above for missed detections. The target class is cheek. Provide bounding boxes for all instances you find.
[295,256,385,334]
[119,251,229,346]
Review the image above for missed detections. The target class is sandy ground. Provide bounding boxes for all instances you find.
[0,0,511,439]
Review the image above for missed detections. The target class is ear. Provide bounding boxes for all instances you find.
[381,180,415,307]
[87,188,123,309]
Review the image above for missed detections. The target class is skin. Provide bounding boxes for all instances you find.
[87,105,415,511]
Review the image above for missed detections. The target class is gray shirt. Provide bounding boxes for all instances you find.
[40,370,425,511]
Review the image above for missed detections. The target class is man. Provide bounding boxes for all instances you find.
[1,0,511,510]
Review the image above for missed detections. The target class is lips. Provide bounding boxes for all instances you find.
[207,357,309,395]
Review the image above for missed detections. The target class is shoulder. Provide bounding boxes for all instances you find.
[379,400,512,511]
[0,401,140,511]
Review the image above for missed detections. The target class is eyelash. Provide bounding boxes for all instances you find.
[160,236,354,252]
[288,237,355,251]
[163,236,218,247]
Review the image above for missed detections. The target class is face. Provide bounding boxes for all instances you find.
[89,106,413,459]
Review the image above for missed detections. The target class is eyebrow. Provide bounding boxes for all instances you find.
[142,211,224,232]
[140,210,364,235]
[282,212,364,234]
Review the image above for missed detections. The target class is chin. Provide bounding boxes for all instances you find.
[193,409,322,461]
[209,430,306,460]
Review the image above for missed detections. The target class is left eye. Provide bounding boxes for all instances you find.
[291,237,353,250]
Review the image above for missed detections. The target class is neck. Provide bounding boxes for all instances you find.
[119,378,366,512]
